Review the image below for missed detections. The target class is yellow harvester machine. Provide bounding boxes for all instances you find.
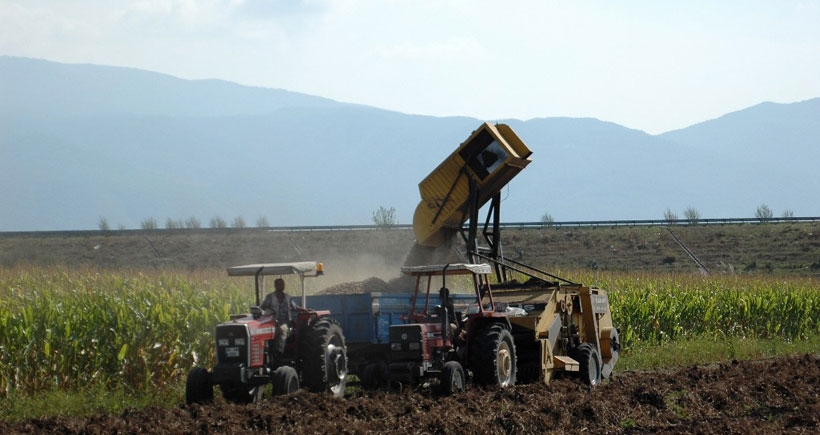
[411,122,619,385]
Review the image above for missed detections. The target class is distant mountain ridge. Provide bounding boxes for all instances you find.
[1,55,818,231]
[0,56,347,118]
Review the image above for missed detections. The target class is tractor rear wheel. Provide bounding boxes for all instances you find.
[300,317,348,397]
[440,361,466,395]
[185,367,213,405]
[272,366,300,396]
[470,323,517,387]
[572,343,602,386]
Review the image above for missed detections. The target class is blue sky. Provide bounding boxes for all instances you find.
[1,0,818,134]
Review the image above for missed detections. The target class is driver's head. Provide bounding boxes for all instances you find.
[274,278,285,292]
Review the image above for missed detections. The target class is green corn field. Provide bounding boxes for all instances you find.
[0,267,252,396]
[1,267,818,397]
[597,273,820,346]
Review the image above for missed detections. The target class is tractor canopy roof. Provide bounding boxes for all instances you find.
[400,263,492,277]
[227,262,323,277]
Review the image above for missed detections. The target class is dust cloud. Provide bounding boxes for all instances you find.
[314,252,404,291]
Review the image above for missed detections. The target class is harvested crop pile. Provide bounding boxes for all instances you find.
[316,275,416,295]
[316,239,461,295]
[3,354,818,434]
[317,277,392,295]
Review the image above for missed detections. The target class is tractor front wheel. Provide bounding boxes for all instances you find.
[440,361,466,395]
[272,366,300,396]
[185,367,213,405]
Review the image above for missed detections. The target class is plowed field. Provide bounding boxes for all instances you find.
[3,354,818,434]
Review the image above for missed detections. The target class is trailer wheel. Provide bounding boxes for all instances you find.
[361,361,387,390]
[272,366,300,396]
[251,385,269,403]
[300,317,348,397]
[572,343,602,386]
[220,384,262,404]
[440,361,466,395]
[471,323,517,387]
[185,367,213,405]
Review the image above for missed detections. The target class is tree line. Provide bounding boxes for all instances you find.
[97,215,270,231]
[98,203,792,231]
[542,203,795,225]
[97,206,399,231]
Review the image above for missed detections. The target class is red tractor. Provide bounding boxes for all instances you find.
[185,262,347,404]
[388,263,517,394]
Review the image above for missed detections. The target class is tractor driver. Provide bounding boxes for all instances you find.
[261,278,295,357]
[439,287,463,342]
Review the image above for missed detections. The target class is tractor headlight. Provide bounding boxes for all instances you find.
[234,338,245,346]
[391,343,402,351]
[408,342,421,351]
[218,339,230,347]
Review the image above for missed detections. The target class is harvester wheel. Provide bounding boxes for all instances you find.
[300,317,348,397]
[517,361,542,384]
[272,366,300,396]
[440,361,466,395]
[185,367,213,405]
[572,343,602,386]
[470,323,517,387]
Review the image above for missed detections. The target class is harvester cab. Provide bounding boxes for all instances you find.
[185,261,347,404]
[389,262,518,394]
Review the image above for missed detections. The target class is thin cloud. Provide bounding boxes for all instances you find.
[375,37,483,61]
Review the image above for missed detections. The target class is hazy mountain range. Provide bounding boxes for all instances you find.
[2,56,818,231]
